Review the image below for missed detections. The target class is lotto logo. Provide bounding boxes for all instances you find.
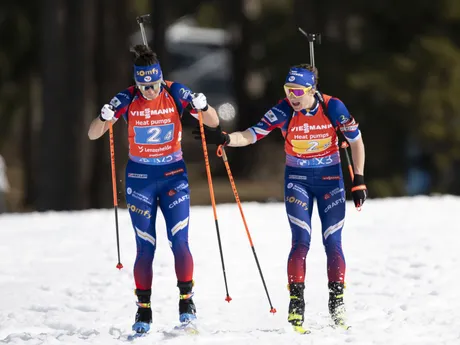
[110,97,121,108]
[264,110,278,123]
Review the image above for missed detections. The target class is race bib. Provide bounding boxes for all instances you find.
[291,137,332,154]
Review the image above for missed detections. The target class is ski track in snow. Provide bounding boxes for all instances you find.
[0,196,459,344]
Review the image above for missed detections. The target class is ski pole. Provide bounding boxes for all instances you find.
[109,123,123,270]
[197,112,232,303]
[298,27,356,186]
[217,145,276,314]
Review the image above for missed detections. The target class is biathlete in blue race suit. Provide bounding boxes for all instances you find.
[197,64,368,332]
[88,45,221,334]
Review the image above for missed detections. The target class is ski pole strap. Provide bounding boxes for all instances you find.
[351,185,367,192]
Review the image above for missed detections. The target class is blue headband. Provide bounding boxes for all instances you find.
[134,63,162,83]
[285,67,316,88]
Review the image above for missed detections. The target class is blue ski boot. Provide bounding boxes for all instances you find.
[132,289,152,334]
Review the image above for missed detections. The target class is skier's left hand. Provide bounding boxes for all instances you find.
[192,125,230,146]
[351,174,368,208]
[191,93,208,111]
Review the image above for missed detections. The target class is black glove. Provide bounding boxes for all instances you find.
[351,174,368,208]
[192,125,230,146]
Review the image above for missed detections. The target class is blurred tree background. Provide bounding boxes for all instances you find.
[0,0,459,212]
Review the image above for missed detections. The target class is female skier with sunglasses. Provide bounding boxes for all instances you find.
[88,45,220,334]
[197,64,367,334]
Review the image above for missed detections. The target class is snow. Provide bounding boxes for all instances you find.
[0,196,459,344]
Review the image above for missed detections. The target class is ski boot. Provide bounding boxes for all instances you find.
[328,282,350,330]
[287,282,310,334]
[176,280,198,333]
[132,289,152,334]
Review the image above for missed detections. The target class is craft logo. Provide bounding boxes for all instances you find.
[324,197,345,213]
[169,195,190,209]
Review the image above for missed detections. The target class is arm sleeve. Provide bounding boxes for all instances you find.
[168,82,198,118]
[248,99,291,141]
[111,86,137,121]
[327,97,361,142]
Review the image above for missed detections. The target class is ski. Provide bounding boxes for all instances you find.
[163,321,199,337]
[126,332,148,341]
[332,322,351,331]
[292,325,311,334]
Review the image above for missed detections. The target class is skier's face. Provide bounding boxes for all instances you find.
[284,83,316,111]
[137,81,161,100]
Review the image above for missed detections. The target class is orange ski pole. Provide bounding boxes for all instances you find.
[197,111,232,302]
[340,141,355,182]
[217,145,276,314]
[109,123,123,270]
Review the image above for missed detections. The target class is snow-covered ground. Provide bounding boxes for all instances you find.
[0,196,459,344]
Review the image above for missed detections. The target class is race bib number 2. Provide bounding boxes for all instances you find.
[291,137,332,154]
[134,124,174,145]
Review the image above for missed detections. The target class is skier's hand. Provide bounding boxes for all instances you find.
[190,93,208,111]
[192,125,230,146]
[99,104,115,121]
[351,174,368,208]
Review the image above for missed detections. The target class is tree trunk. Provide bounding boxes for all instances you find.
[90,0,131,209]
[38,0,96,211]
[38,0,73,211]
[221,0,255,177]
[152,0,168,74]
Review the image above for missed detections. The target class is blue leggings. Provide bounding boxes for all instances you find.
[285,164,346,284]
[125,159,193,290]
